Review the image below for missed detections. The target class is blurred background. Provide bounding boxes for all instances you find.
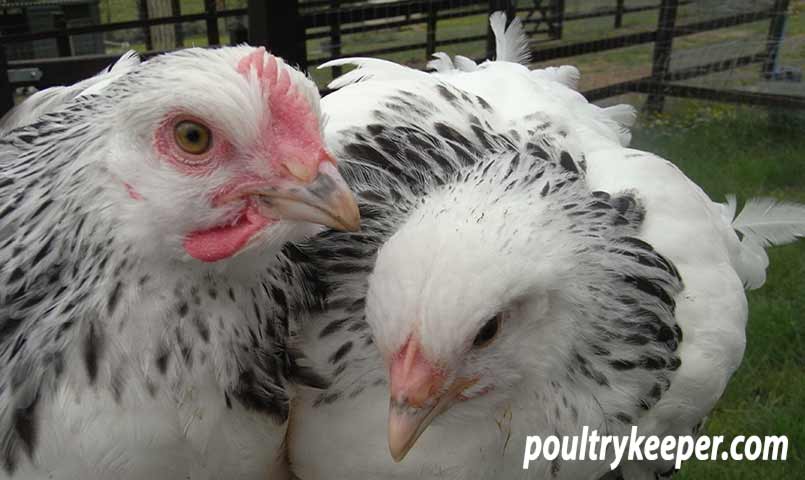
[1,1,803,478]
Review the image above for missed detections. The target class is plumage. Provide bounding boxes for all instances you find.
[0,46,358,479]
[288,13,805,480]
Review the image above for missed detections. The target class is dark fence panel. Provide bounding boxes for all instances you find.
[0,0,801,117]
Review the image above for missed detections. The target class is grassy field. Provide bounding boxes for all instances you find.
[631,100,805,479]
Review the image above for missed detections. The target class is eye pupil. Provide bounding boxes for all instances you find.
[473,315,501,348]
[186,129,200,143]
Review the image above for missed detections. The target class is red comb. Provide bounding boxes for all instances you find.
[236,48,321,145]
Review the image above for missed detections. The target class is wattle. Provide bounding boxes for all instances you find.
[183,200,271,262]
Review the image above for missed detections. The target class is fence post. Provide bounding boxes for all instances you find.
[54,13,72,57]
[248,0,307,70]
[138,0,153,51]
[645,0,679,113]
[762,0,789,78]
[204,0,220,46]
[426,1,437,58]
[614,0,624,28]
[330,0,342,78]
[552,0,565,39]
[487,0,516,59]
[171,0,184,47]
[0,46,13,117]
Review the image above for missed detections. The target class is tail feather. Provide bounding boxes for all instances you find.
[319,57,420,89]
[726,196,805,289]
[531,65,581,89]
[489,12,531,65]
[453,55,479,72]
[427,52,454,73]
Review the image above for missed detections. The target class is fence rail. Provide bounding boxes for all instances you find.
[0,0,800,118]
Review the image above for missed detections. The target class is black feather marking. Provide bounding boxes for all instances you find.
[320,317,349,338]
[29,199,52,221]
[0,315,24,345]
[31,236,54,267]
[192,314,210,343]
[287,348,330,390]
[367,124,385,136]
[107,281,122,315]
[270,285,288,313]
[674,324,683,343]
[231,369,289,421]
[330,341,353,364]
[526,142,549,159]
[8,334,28,364]
[8,267,25,283]
[436,84,458,102]
[639,356,666,370]
[615,412,633,424]
[0,204,16,221]
[155,345,170,375]
[470,124,494,150]
[344,142,387,166]
[668,356,682,371]
[433,122,478,159]
[13,392,39,460]
[559,151,578,174]
[475,95,492,111]
[610,359,636,370]
[83,321,103,384]
[611,195,636,215]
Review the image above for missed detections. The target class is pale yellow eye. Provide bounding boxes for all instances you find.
[174,120,212,155]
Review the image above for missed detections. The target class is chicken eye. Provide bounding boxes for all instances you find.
[174,120,212,155]
[473,314,502,348]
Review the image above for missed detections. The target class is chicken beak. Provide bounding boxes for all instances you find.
[388,377,477,462]
[259,161,361,232]
[386,337,476,462]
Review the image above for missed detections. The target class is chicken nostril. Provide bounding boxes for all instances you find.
[283,160,315,183]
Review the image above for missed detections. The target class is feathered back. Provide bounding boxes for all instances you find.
[321,12,636,151]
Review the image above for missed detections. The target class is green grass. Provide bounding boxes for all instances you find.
[631,100,805,479]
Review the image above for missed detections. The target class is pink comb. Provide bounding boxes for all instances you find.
[236,48,321,143]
